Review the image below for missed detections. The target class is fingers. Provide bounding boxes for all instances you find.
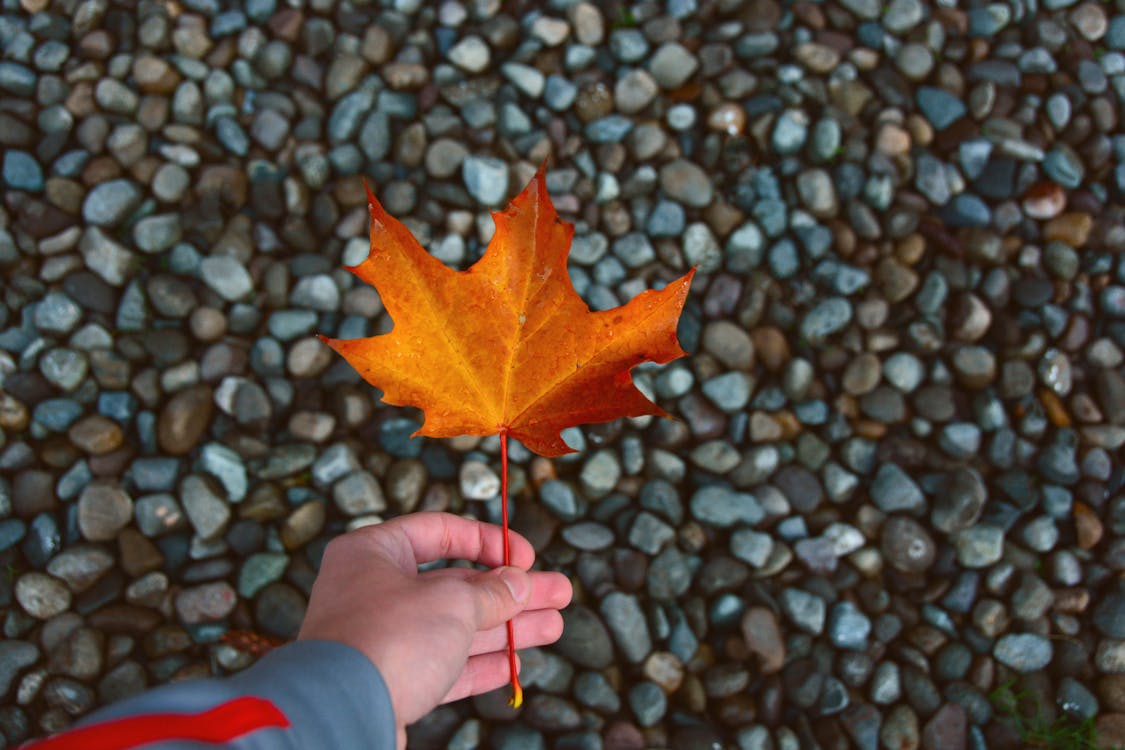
[378,512,536,569]
[466,567,531,630]
[423,569,573,613]
[468,609,564,656]
[439,651,521,705]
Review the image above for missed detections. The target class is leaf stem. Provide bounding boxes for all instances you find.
[499,430,523,708]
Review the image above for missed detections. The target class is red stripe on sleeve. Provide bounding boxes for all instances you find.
[23,695,289,750]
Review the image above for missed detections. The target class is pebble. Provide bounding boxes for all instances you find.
[0,641,39,696]
[882,516,936,573]
[658,159,712,208]
[917,87,966,129]
[15,572,71,620]
[828,601,871,651]
[1,0,1120,739]
[690,486,764,528]
[199,256,253,301]
[994,633,1053,672]
[741,607,785,674]
[557,606,614,670]
[76,484,133,542]
[157,385,213,455]
[933,468,987,533]
[462,156,509,207]
[600,592,651,664]
[175,581,237,625]
[954,525,1005,568]
[3,150,43,192]
[82,180,141,227]
[781,588,826,635]
[181,475,231,540]
[870,463,925,514]
[648,43,697,89]
[448,36,491,73]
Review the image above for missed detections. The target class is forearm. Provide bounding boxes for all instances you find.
[27,640,396,750]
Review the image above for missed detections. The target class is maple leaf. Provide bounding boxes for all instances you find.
[321,168,695,457]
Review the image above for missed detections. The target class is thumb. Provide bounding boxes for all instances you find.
[467,566,531,630]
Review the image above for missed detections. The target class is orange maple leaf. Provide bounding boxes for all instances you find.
[321,168,695,457]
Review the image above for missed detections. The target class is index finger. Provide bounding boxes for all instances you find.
[378,511,536,570]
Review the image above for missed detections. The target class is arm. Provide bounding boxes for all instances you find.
[30,640,395,750]
[27,513,572,750]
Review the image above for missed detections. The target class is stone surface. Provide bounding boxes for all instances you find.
[3,2,1122,741]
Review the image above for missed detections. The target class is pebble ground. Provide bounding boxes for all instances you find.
[3,0,1125,749]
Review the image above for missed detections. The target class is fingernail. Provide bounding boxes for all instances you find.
[500,567,530,604]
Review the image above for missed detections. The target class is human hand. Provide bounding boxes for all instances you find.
[297,511,572,748]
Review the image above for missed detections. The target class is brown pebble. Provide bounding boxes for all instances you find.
[642,651,685,692]
[1096,714,1125,749]
[280,500,327,550]
[922,702,967,750]
[1100,675,1125,712]
[88,605,163,635]
[604,721,646,750]
[77,482,134,542]
[157,385,214,455]
[1074,501,1104,550]
[706,103,742,135]
[1053,587,1090,614]
[0,393,29,427]
[132,55,180,94]
[741,607,785,675]
[118,529,165,578]
[751,326,790,371]
[875,122,912,156]
[1038,388,1072,428]
[1044,212,1093,247]
[12,469,58,517]
[68,414,124,454]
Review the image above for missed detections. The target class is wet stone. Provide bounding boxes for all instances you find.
[0,641,39,696]
[690,486,764,528]
[556,606,614,670]
[82,180,142,227]
[954,525,1005,568]
[882,516,936,573]
[255,583,306,639]
[462,156,509,207]
[176,581,237,625]
[994,633,1053,672]
[180,475,231,540]
[647,545,693,600]
[563,522,614,551]
[870,463,925,514]
[77,483,133,542]
[45,545,113,593]
[628,681,666,727]
[829,601,871,651]
[15,572,71,620]
[800,298,852,343]
[600,592,652,664]
[659,159,713,208]
[781,588,826,635]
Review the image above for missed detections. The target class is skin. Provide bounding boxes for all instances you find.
[298,512,573,749]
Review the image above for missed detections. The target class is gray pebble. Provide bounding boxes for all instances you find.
[994,633,1052,672]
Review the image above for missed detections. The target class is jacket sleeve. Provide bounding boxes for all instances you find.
[28,639,397,750]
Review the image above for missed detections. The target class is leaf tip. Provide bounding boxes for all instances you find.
[362,178,377,209]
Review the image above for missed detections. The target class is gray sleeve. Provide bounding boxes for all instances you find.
[69,639,397,750]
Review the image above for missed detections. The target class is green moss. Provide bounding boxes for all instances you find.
[989,680,1110,750]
